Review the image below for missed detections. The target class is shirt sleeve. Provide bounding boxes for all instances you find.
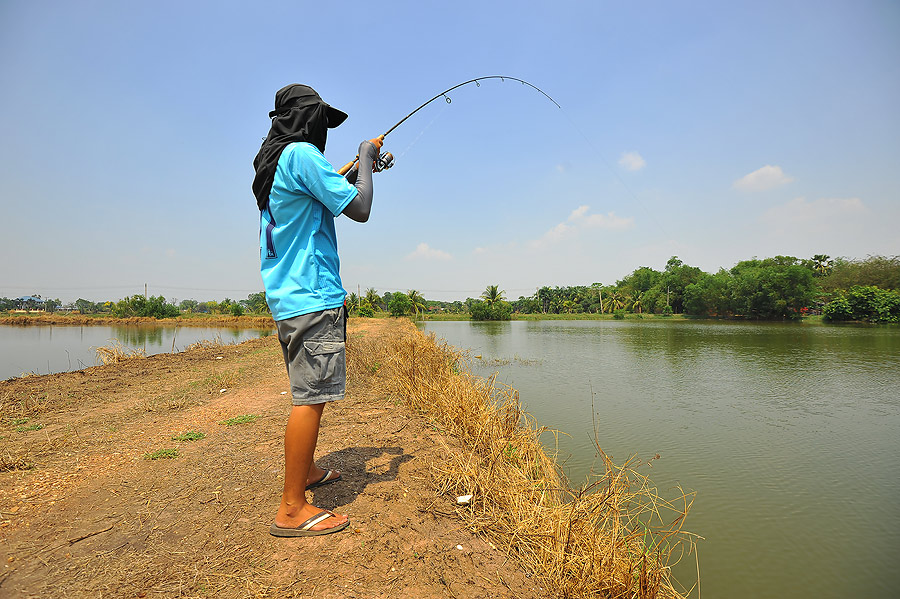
[286,144,358,217]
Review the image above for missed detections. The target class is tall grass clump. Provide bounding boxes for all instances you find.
[348,322,697,599]
[95,340,146,365]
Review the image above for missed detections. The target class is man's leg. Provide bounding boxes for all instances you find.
[274,403,348,531]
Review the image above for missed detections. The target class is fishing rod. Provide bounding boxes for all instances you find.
[338,75,560,177]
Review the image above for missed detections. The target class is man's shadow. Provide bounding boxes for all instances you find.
[312,446,413,505]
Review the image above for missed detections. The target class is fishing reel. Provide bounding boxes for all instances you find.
[374,151,394,173]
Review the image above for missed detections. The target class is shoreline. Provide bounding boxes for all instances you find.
[1,319,541,597]
[2,311,828,328]
[2,318,693,597]
[0,313,276,328]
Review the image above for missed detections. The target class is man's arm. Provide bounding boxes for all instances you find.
[342,137,383,223]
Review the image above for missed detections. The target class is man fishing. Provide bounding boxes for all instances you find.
[252,83,383,537]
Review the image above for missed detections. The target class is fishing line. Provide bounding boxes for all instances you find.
[555,106,672,241]
[374,75,672,246]
[395,100,451,161]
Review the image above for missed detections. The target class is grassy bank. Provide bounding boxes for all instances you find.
[350,320,698,598]
[2,317,696,596]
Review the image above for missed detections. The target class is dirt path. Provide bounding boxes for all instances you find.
[1,320,542,598]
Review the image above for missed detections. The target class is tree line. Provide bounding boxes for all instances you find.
[346,254,900,323]
[4,255,897,323]
[1,292,271,318]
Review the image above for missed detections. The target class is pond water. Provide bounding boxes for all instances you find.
[0,325,273,380]
[420,319,900,599]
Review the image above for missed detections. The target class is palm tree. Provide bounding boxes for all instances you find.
[365,288,381,311]
[812,254,833,277]
[346,292,360,313]
[481,284,506,307]
[407,289,426,320]
[606,289,626,312]
[630,290,644,314]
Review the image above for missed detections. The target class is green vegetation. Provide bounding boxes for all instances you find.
[144,448,179,460]
[388,293,412,317]
[6,256,897,324]
[822,285,900,323]
[16,423,44,432]
[1,291,272,319]
[172,430,206,441]
[218,414,259,426]
[338,254,899,324]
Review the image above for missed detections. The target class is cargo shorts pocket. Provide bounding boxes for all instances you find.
[302,340,345,389]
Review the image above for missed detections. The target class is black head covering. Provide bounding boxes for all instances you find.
[252,84,349,210]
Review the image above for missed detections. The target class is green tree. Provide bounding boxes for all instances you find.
[75,298,98,314]
[810,254,833,277]
[470,300,513,320]
[606,289,626,312]
[481,284,506,307]
[821,255,900,292]
[389,293,411,317]
[111,295,179,318]
[346,292,360,314]
[729,257,817,319]
[629,290,644,314]
[179,299,199,313]
[245,292,269,314]
[365,288,381,311]
[357,301,375,317]
[824,285,900,323]
[407,290,426,320]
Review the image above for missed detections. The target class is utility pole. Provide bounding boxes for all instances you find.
[145,283,148,299]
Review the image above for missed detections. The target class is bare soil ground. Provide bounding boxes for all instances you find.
[1,319,542,598]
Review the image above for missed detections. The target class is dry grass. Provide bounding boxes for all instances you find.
[348,320,698,599]
[0,450,34,473]
[185,336,225,351]
[94,340,146,365]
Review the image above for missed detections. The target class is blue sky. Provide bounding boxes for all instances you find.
[2,0,898,303]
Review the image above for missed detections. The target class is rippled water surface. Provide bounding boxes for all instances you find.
[421,320,900,599]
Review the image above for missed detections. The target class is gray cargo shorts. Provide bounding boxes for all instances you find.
[275,306,347,406]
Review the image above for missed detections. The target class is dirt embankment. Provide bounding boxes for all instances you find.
[0,319,540,598]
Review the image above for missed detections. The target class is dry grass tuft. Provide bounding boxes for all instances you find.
[0,450,35,472]
[349,320,697,599]
[185,335,225,351]
[95,340,146,365]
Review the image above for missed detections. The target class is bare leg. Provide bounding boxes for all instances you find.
[274,403,348,531]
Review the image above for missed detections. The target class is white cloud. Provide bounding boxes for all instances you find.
[733,165,794,192]
[618,151,646,171]
[584,212,635,230]
[405,242,452,261]
[568,205,590,221]
[530,205,634,248]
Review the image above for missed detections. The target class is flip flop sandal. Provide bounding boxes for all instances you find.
[269,510,349,537]
[306,469,341,490]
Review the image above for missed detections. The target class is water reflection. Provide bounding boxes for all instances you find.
[112,326,165,347]
[0,325,273,380]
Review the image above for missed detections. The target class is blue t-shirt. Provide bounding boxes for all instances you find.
[260,142,357,321]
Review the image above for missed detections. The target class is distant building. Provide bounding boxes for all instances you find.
[15,296,46,311]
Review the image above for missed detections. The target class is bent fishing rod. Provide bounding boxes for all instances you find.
[338,75,560,178]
